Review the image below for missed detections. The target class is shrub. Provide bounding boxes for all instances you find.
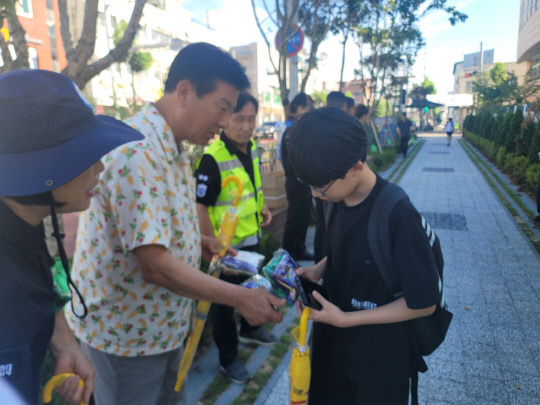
[529,122,540,164]
[505,155,529,184]
[525,163,540,193]
[505,108,523,153]
[496,147,507,167]
[495,112,512,147]
[517,119,535,158]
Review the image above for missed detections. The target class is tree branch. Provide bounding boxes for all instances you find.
[68,0,147,89]
[57,0,75,60]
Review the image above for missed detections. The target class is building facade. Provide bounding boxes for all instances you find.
[1,0,66,71]
[517,0,540,82]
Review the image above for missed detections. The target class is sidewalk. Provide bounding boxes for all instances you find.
[255,134,540,404]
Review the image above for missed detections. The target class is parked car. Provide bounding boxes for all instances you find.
[255,121,285,140]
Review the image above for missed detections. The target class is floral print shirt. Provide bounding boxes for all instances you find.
[66,103,200,356]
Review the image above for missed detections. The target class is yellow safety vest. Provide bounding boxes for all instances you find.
[202,140,264,248]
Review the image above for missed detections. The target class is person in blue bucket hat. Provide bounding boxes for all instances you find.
[0,69,144,405]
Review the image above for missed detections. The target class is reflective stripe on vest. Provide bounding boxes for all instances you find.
[202,140,264,246]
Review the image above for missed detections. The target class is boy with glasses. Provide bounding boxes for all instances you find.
[288,107,441,404]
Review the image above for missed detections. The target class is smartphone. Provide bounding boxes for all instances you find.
[295,276,330,310]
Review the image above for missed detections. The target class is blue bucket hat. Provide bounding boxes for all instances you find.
[0,69,144,197]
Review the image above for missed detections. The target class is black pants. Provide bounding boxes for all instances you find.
[400,136,410,157]
[282,175,312,259]
[212,244,260,367]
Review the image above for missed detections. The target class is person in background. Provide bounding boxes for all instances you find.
[66,43,284,405]
[326,91,347,111]
[397,112,413,157]
[281,93,315,262]
[355,104,378,152]
[445,117,455,146]
[345,96,355,115]
[0,69,143,405]
[195,92,276,384]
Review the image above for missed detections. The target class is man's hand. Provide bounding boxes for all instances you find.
[200,234,219,261]
[260,204,272,227]
[236,288,285,325]
[50,312,94,405]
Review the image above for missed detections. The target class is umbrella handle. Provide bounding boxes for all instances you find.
[298,307,310,349]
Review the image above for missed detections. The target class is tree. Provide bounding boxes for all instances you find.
[490,61,507,85]
[329,0,366,91]
[251,0,335,112]
[0,0,148,89]
[58,0,147,89]
[411,76,436,99]
[473,66,540,109]
[354,0,465,115]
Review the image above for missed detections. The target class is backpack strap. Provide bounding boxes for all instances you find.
[367,182,408,297]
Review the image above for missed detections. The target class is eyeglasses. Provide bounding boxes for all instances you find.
[310,179,336,197]
[296,177,337,197]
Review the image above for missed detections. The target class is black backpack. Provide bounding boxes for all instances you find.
[324,182,453,404]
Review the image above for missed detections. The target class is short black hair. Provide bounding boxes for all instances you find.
[288,107,368,187]
[326,91,346,109]
[235,92,258,114]
[290,92,314,114]
[345,96,354,110]
[164,42,250,96]
[354,104,369,119]
[401,112,407,117]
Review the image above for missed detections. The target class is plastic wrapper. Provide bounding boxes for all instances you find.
[240,274,273,291]
[262,248,299,306]
[220,250,265,276]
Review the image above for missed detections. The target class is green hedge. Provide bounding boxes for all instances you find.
[464,129,539,196]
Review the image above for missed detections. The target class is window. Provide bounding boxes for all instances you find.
[273,91,281,105]
[17,0,33,17]
[262,91,271,104]
[28,47,38,69]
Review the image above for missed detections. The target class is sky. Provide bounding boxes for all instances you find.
[182,0,521,95]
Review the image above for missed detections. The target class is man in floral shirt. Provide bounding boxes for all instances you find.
[66,43,284,405]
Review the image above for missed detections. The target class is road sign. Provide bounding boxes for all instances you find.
[275,24,304,57]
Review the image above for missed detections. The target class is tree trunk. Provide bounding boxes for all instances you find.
[60,0,147,89]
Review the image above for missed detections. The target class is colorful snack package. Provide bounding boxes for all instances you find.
[262,248,299,306]
[220,250,265,276]
[240,274,273,291]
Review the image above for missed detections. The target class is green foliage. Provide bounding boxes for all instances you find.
[525,163,540,192]
[130,51,153,72]
[495,111,512,148]
[505,108,523,153]
[529,123,540,164]
[504,155,529,184]
[369,146,396,172]
[495,147,507,167]
[0,0,15,27]
[490,62,507,86]
[411,76,437,99]
[516,119,535,158]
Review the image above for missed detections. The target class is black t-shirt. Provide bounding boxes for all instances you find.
[315,175,439,379]
[195,132,256,207]
[0,200,56,404]
[397,119,412,137]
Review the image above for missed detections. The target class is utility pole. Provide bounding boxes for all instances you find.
[479,41,484,73]
[287,0,298,101]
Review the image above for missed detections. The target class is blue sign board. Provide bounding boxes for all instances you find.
[275,24,304,57]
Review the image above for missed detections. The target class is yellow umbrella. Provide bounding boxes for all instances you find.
[175,175,243,392]
[42,372,87,405]
[289,306,311,405]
